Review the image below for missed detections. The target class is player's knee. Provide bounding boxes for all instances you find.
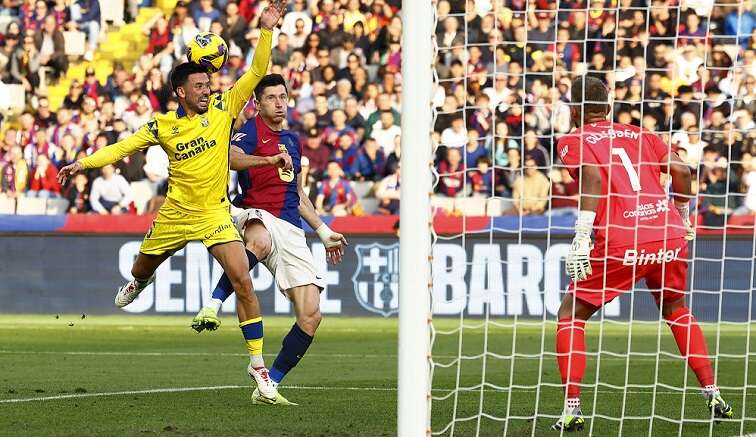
[298,306,322,334]
[660,298,685,319]
[230,274,254,300]
[245,232,272,259]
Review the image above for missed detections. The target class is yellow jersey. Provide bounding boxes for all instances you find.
[79,29,273,214]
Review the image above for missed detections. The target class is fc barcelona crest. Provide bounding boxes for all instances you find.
[352,243,400,317]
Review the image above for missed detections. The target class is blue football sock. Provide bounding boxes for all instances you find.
[270,323,313,384]
[211,250,259,302]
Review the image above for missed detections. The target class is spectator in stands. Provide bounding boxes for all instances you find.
[66,172,90,214]
[364,93,399,138]
[27,154,61,198]
[344,97,365,136]
[549,167,579,216]
[512,157,549,216]
[376,163,400,215]
[301,127,329,179]
[437,147,465,197]
[333,134,359,177]
[316,161,357,216]
[89,164,132,215]
[35,15,68,82]
[122,96,153,132]
[463,130,487,169]
[272,32,293,66]
[69,0,100,61]
[370,109,401,155]
[222,2,249,54]
[328,79,353,111]
[49,108,82,147]
[52,0,71,29]
[1,146,28,197]
[9,35,40,93]
[725,1,755,48]
[27,0,47,32]
[63,80,85,111]
[440,114,467,149]
[193,0,220,32]
[352,137,385,181]
[522,129,550,171]
[469,156,503,198]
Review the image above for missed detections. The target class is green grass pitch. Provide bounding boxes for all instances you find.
[0,315,754,436]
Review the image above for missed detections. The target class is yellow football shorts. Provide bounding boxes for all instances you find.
[140,206,242,255]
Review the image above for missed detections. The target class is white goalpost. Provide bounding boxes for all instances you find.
[400,0,755,435]
[398,0,433,436]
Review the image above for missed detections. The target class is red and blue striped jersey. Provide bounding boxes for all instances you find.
[232,116,302,228]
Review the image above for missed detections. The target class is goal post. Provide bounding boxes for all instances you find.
[398,0,433,436]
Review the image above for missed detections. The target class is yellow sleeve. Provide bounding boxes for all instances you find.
[79,120,158,169]
[227,28,273,117]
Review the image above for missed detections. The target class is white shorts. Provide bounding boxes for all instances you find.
[233,208,324,293]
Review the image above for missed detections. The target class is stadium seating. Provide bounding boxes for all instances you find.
[45,198,70,215]
[15,197,48,215]
[0,197,15,214]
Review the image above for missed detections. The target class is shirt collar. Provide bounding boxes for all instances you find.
[176,104,186,118]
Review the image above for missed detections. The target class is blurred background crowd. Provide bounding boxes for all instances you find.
[0,0,754,225]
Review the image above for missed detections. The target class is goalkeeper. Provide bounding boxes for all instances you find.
[57,0,290,405]
[553,76,733,431]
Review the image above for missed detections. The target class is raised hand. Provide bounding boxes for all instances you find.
[259,0,287,31]
[57,161,84,185]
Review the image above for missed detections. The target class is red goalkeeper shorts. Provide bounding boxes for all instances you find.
[570,238,689,308]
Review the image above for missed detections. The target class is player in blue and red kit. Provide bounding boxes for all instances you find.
[191,74,348,405]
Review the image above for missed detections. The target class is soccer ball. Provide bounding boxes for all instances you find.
[186,32,228,73]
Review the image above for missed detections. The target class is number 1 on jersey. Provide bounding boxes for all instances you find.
[611,147,641,192]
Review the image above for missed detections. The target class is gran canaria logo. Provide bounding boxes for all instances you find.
[175,136,217,161]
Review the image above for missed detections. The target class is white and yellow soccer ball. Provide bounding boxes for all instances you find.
[186,32,229,73]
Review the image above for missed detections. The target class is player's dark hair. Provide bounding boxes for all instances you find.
[571,76,609,115]
[254,74,289,100]
[169,62,210,94]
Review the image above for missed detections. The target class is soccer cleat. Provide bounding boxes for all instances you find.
[251,387,298,406]
[191,307,221,333]
[551,407,585,432]
[247,364,279,401]
[114,274,155,308]
[707,392,734,421]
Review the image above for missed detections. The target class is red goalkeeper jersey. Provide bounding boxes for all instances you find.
[557,121,686,253]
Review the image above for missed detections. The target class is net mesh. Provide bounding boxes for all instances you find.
[427,0,756,435]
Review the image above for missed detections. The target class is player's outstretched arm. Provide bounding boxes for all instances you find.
[57,123,157,185]
[566,164,601,282]
[227,0,286,117]
[229,146,292,171]
[297,171,347,264]
[662,151,695,240]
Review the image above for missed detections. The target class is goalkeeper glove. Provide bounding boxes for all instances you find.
[675,200,695,241]
[566,210,596,282]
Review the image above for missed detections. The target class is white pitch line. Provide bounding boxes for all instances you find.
[0,350,696,362]
[0,385,714,404]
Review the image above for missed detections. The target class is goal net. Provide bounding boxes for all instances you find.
[410,0,756,435]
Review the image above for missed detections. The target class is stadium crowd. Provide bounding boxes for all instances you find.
[0,0,754,222]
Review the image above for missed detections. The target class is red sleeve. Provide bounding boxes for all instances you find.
[557,133,599,178]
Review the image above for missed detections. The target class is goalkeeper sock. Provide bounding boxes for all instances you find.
[211,250,259,302]
[665,307,714,387]
[556,318,586,399]
[240,317,265,368]
[270,323,313,384]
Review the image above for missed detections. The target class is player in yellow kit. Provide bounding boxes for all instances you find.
[57,0,293,405]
